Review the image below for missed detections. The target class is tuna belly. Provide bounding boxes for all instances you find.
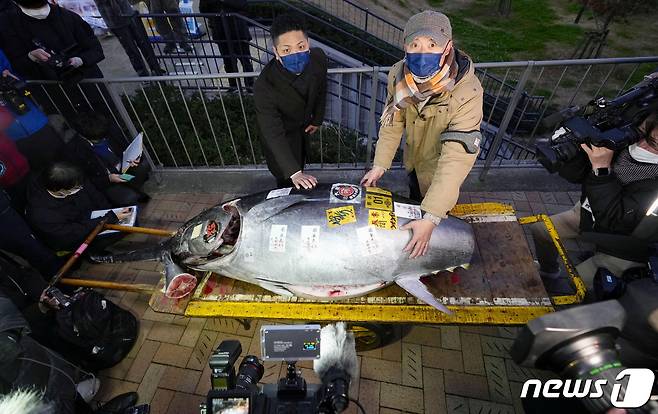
[286,281,391,300]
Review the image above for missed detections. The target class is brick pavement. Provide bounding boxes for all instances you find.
[76,189,585,414]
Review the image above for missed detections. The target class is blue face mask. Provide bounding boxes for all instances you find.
[406,53,442,78]
[280,50,311,74]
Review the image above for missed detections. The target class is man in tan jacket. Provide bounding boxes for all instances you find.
[361,10,483,259]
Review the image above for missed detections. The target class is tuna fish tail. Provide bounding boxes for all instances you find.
[90,242,167,263]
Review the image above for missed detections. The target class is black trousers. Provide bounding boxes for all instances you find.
[111,21,161,75]
[408,170,422,202]
[103,161,151,207]
[148,0,188,45]
[0,199,61,278]
[216,39,254,88]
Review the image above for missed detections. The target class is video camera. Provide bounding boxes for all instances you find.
[511,279,658,413]
[200,324,359,414]
[536,73,658,173]
[0,75,29,115]
[32,39,83,83]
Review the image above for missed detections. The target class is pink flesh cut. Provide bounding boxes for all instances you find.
[165,273,198,299]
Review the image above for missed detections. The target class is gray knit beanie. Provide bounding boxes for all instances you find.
[403,10,452,46]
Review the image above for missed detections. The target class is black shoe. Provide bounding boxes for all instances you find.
[162,45,177,55]
[180,43,193,53]
[95,392,138,414]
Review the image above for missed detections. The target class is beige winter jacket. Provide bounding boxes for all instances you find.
[373,52,484,220]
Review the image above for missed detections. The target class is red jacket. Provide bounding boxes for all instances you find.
[0,133,29,188]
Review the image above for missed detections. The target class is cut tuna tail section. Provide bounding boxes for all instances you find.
[395,275,453,314]
[89,243,166,263]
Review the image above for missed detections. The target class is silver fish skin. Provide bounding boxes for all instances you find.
[168,184,475,313]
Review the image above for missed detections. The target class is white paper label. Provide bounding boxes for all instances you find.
[244,246,255,263]
[394,202,422,220]
[356,226,382,256]
[301,225,320,253]
[190,223,203,239]
[269,224,288,252]
[267,187,292,199]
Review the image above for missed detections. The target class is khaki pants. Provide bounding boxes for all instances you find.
[530,203,643,290]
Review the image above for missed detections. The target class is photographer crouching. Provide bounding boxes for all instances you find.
[530,71,658,299]
[531,111,658,292]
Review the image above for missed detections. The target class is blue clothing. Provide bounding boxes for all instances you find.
[0,49,49,140]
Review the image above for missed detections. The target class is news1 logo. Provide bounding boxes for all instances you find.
[520,368,655,408]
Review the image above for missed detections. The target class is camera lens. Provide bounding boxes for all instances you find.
[235,355,264,390]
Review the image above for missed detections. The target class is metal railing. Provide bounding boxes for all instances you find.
[297,0,404,47]
[26,56,658,179]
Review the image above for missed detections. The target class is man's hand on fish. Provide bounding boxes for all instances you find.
[291,171,318,190]
[401,218,437,258]
[360,166,386,187]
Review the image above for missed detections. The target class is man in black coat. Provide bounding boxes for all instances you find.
[0,0,120,133]
[254,14,327,189]
[531,110,658,290]
[199,0,254,90]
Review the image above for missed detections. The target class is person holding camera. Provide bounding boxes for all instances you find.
[531,111,658,290]
[0,0,104,82]
[360,10,483,259]
[254,13,327,189]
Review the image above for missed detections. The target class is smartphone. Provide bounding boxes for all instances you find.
[120,173,135,181]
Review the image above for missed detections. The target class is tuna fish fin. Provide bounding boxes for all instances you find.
[395,275,453,314]
[90,242,166,263]
[245,195,307,223]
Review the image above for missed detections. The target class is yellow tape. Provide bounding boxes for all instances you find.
[518,214,587,305]
[366,187,392,196]
[186,300,554,325]
[368,209,397,230]
[365,193,393,211]
[451,202,515,217]
[326,205,356,228]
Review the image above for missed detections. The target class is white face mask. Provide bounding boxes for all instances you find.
[629,143,658,164]
[19,4,51,19]
[48,186,83,198]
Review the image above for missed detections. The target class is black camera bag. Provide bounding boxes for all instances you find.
[55,289,138,371]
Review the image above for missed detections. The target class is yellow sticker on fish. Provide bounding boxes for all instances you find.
[366,187,392,196]
[368,209,397,230]
[366,193,393,211]
[326,205,357,228]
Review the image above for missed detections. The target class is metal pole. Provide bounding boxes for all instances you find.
[365,66,379,169]
[59,278,156,293]
[479,62,535,180]
[49,219,107,287]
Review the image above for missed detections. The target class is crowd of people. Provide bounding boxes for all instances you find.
[0,0,656,411]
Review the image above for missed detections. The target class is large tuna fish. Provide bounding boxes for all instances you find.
[94,183,475,313]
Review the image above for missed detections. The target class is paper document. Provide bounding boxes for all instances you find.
[121,133,143,173]
[91,205,138,235]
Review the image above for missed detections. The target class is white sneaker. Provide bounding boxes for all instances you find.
[76,377,101,403]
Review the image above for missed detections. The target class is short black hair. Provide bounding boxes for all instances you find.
[270,13,308,46]
[71,111,110,142]
[41,161,84,192]
[14,0,48,9]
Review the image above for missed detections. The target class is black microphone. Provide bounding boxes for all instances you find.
[313,323,359,413]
